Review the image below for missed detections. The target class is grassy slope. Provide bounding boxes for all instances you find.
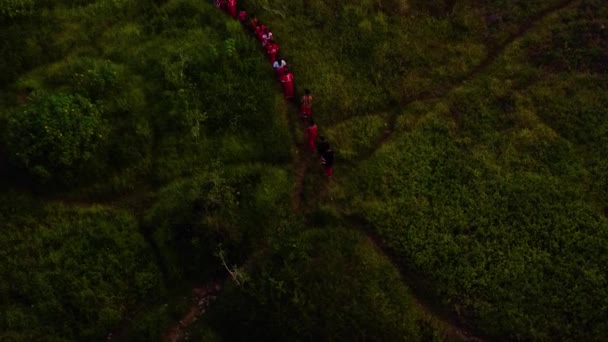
[0,0,295,340]
[245,0,608,340]
[1,0,606,340]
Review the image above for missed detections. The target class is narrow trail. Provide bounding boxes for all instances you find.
[160,1,579,341]
[344,214,486,342]
[159,5,312,341]
[330,0,578,165]
[162,283,222,342]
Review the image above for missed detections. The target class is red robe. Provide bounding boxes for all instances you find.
[275,66,286,79]
[266,43,279,63]
[300,95,312,118]
[307,124,318,152]
[255,26,262,40]
[273,59,287,78]
[227,0,237,18]
[239,11,246,23]
[257,25,267,42]
[280,72,294,99]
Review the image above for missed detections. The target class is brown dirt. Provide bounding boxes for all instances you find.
[162,283,222,342]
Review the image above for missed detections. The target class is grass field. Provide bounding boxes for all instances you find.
[1,0,607,340]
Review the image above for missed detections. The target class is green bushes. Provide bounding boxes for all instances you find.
[6,93,107,183]
[145,162,293,280]
[0,195,162,340]
[346,113,608,339]
[0,0,35,19]
[209,227,425,341]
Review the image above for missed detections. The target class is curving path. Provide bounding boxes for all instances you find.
[330,0,579,166]
[163,0,579,340]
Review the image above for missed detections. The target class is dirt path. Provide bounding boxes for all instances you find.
[162,283,222,342]
[329,0,578,163]
[158,1,579,341]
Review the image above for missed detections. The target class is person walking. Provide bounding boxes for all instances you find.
[321,145,334,177]
[280,68,294,99]
[262,28,273,47]
[238,10,247,24]
[227,0,237,18]
[317,136,329,156]
[306,119,318,152]
[300,89,312,119]
[256,24,267,42]
[273,56,287,78]
[265,39,279,63]
[248,15,258,31]
[215,0,226,10]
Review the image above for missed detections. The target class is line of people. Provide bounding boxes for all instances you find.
[215,1,334,178]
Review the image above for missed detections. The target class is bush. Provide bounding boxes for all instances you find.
[0,196,163,340]
[6,93,108,184]
[210,227,424,341]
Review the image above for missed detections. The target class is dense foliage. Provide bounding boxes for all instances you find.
[244,0,608,340]
[0,0,296,340]
[0,194,161,340]
[7,93,107,183]
[0,0,606,340]
[208,228,428,341]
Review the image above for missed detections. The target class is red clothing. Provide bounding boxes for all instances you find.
[266,43,279,63]
[300,95,312,118]
[280,72,294,99]
[239,11,246,23]
[227,0,237,18]
[307,124,318,152]
[255,26,262,39]
[324,165,333,177]
[257,25,266,42]
[274,59,287,78]
[249,18,258,31]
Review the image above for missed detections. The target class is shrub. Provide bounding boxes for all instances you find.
[6,93,108,184]
[210,227,424,341]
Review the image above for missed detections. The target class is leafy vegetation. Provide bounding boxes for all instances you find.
[0,0,606,340]
[241,0,608,340]
[0,194,161,340]
[7,93,107,184]
[208,227,429,341]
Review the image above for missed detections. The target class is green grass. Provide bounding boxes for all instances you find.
[1,0,607,340]
[0,194,162,340]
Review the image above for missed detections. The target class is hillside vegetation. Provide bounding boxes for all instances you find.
[1,0,607,341]
[239,0,607,340]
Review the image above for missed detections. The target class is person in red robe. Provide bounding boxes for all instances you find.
[306,119,318,152]
[257,24,267,42]
[254,24,263,40]
[238,10,247,24]
[262,28,273,47]
[266,40,279,63]
[300,89,312,119]
[227,0,237,18]
[273,56,287,78]
[280,68,294,99]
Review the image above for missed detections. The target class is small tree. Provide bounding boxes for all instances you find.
[7,93,107,184]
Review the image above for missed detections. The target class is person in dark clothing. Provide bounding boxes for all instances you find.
[317,136,329,156]
[321,146,334,177]
[248,15,258,31]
